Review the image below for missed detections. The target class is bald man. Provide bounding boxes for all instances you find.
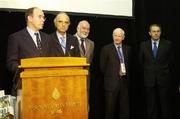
[50,12,80,57]
[100,28,131,119]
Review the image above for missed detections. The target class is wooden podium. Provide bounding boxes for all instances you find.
[19,57,89,119]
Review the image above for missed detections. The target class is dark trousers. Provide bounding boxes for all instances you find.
[104,79,129,119]
[145,85,171,119]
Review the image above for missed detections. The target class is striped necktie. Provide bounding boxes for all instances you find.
[81,38,86,55]
[60,37,66,54]
[34,33,42,56]
[117,46,124,63]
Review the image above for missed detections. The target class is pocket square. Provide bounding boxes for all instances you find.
[70,45,74,50]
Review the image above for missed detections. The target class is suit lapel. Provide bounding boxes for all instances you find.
[156,39,163,60]
[23,29,39,53]
[122,45,127,62]
[85,39,91,56]
[78,38,88,57]
[39,32,47,54]
[79,45,84,56]
[53,33,65,55]
[66,34,71,56]
[146,40,155,59]
[40,32,46,48]
[111,44,119,61]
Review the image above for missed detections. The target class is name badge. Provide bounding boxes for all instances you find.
[120,63,126,75]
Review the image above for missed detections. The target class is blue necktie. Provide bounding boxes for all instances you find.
[117,46,124,63]
[60,37,66,53]
[117,46,126,76]
[153,41,157,58]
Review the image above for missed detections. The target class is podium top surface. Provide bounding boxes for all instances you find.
[19,57,89,68]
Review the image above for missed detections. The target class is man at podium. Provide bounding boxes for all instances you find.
[6,7,52,95]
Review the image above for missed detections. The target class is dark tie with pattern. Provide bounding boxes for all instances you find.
[81,39,86,55]
[34,33,42,56]
[117,46,124,63]
[60,37,66,54]
[153,41,157,58]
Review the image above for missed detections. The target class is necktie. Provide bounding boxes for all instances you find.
[153,41,157,58]
[117,46,124,63]
[34,33,42,50]
[60,37,66,54]
[117,46,126,76]
[34,33,43,56]
[81,39,86,55]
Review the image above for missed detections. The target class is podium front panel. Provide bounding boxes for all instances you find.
[21,67,88,119]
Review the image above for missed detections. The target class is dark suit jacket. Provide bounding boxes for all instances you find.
[100,43,131,91]
[139,39,174,87]
[6,28,52,73]
[6,28,52,95]
[83,38,94,64]
[74,35,94,64]
[50,32,80,57]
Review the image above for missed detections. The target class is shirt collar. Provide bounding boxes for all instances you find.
[114,43,122,49]
[151,39,160,44]
[56,31,66,40]
[75,33,86,45]
[75,33,80,40]
[27,26,39,37]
